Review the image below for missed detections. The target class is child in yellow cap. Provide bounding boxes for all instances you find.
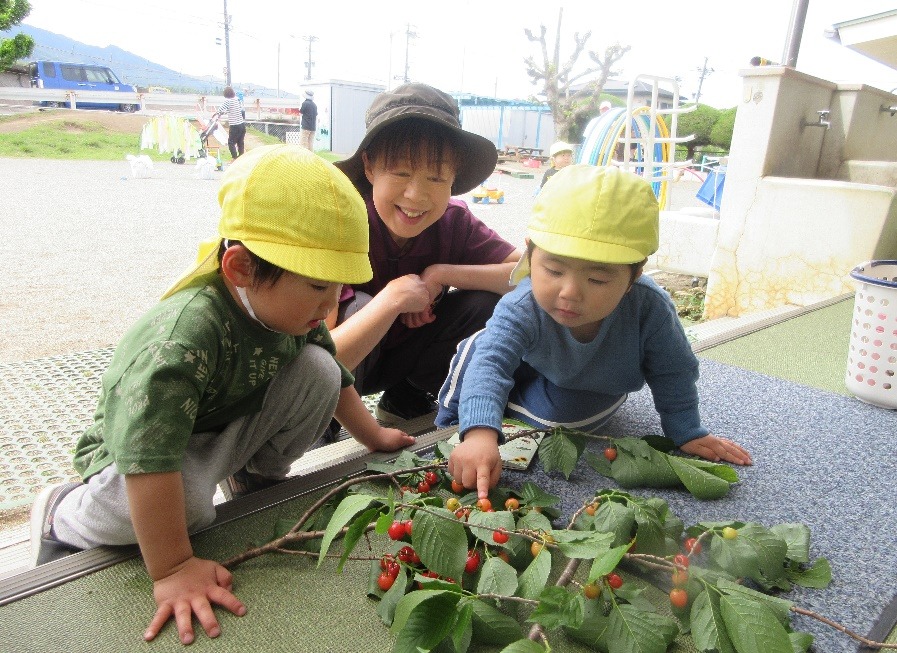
[540,141,575,188]
[29,145,414,645]
[436,165,752,498]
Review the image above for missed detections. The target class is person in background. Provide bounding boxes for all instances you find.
[299,90,318,151]
[329,82,521,426]
[540,141,575,189]
[599,100,612,114]
[220,86,246,159]
[437,165,752,497]
[29,145,413,645]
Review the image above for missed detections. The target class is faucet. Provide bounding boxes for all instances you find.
[803,110,830,129]
[880,104,897,116]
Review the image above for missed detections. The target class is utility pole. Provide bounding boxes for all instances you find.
[402,23,417,83]
[303,35,318,81]
[222,0,232,87]
[694,56,714,105]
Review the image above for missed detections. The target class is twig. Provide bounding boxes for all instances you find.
[528,556,583,642]
[790,606,897,650]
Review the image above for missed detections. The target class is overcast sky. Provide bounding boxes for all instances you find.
[20,0,897,108]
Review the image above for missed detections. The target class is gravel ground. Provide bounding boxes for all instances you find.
[0,156,707,363]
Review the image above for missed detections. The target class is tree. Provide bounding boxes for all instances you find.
[673,103,720,161]
[0,0,33,70]
[524,7,630,142]
[710,106,737,150]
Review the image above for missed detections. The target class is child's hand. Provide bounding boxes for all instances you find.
[448,428,502,499]
[144,555,246,645]
[680,434,752,466]
[400,306,436,329]
[360,425,415,453]
[383,274,432,315]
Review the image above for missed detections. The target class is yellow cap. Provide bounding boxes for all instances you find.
[511,165,659,284]
[163,145,372,299]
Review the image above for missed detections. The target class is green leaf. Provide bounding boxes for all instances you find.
[616,438,681,487]
[435,439,455,460]
[786,557,832,588]
[770,523,811,563]
[470,599,525,646]
[497,640,546,653]
[590,499,636,547]
[337,506,381,572]
[413,507,469,581]
[527,586,584,630]
[710,523,788,586]
[391,590,462,653]
[673,456,740,483]
[690,590,735,653]
[538,429,585,478]
[467,508,516,546]
[517,546,551,600]
[516,508,553,534]
[715,578,793,626]
[564,595,610,648]
[317,494,376,565]
[518,482,561,508]
[550,528,615,559]
[643,434,676,453]
[788,631,814,652]
[719,593,794,653]
[476,557,519,597]
[666,456,732,499]
[630,501,671,556]
[606,603,679,653]
[451,601,473,653]
[377,570,411,626]
[586,544,631,583]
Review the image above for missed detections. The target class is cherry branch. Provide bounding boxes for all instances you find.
[790,606,897,650]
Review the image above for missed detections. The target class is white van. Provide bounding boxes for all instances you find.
[29,61,138,112]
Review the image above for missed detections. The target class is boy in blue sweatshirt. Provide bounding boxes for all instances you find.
[436,165,752,498]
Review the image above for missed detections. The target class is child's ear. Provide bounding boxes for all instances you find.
[362,151,375,185]
[626,261,646,291]
[220,245,254,287]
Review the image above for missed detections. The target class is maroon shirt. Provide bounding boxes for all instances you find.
[350,195,516,349]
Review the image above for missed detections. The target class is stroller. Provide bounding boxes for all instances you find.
[171,111,223,168]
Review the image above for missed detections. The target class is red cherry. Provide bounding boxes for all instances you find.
[465,550,481,574]
[377,572,395,591]
[492,528,510,544]
[684,537,703,554]
[424,471,439,485]
[604,447,618,462]
[404,520,413,537]
[607,573,623,589]
[388,521,406,540]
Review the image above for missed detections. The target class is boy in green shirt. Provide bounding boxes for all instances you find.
[29,145,414,645]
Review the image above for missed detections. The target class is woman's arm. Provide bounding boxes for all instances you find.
[420,250,522,297]
[328,275,431,369]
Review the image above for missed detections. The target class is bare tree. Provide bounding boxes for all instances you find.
[524,7,630,141]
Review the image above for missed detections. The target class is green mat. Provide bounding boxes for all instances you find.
[697,298,853,396]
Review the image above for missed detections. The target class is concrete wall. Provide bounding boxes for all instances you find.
[703,66,897,319]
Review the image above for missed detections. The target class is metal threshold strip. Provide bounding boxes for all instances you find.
[690,293,853,353]
[0,415,453,606]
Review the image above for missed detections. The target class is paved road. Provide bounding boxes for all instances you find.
[0,157,707,362]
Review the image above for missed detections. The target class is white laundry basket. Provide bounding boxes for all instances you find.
[845,260,897,409]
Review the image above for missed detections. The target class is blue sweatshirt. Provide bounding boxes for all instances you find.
[456,275,709,446]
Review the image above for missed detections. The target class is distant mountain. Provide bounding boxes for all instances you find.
[0,24,292,97]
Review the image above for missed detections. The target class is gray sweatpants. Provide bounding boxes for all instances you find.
[52,345,341,549]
